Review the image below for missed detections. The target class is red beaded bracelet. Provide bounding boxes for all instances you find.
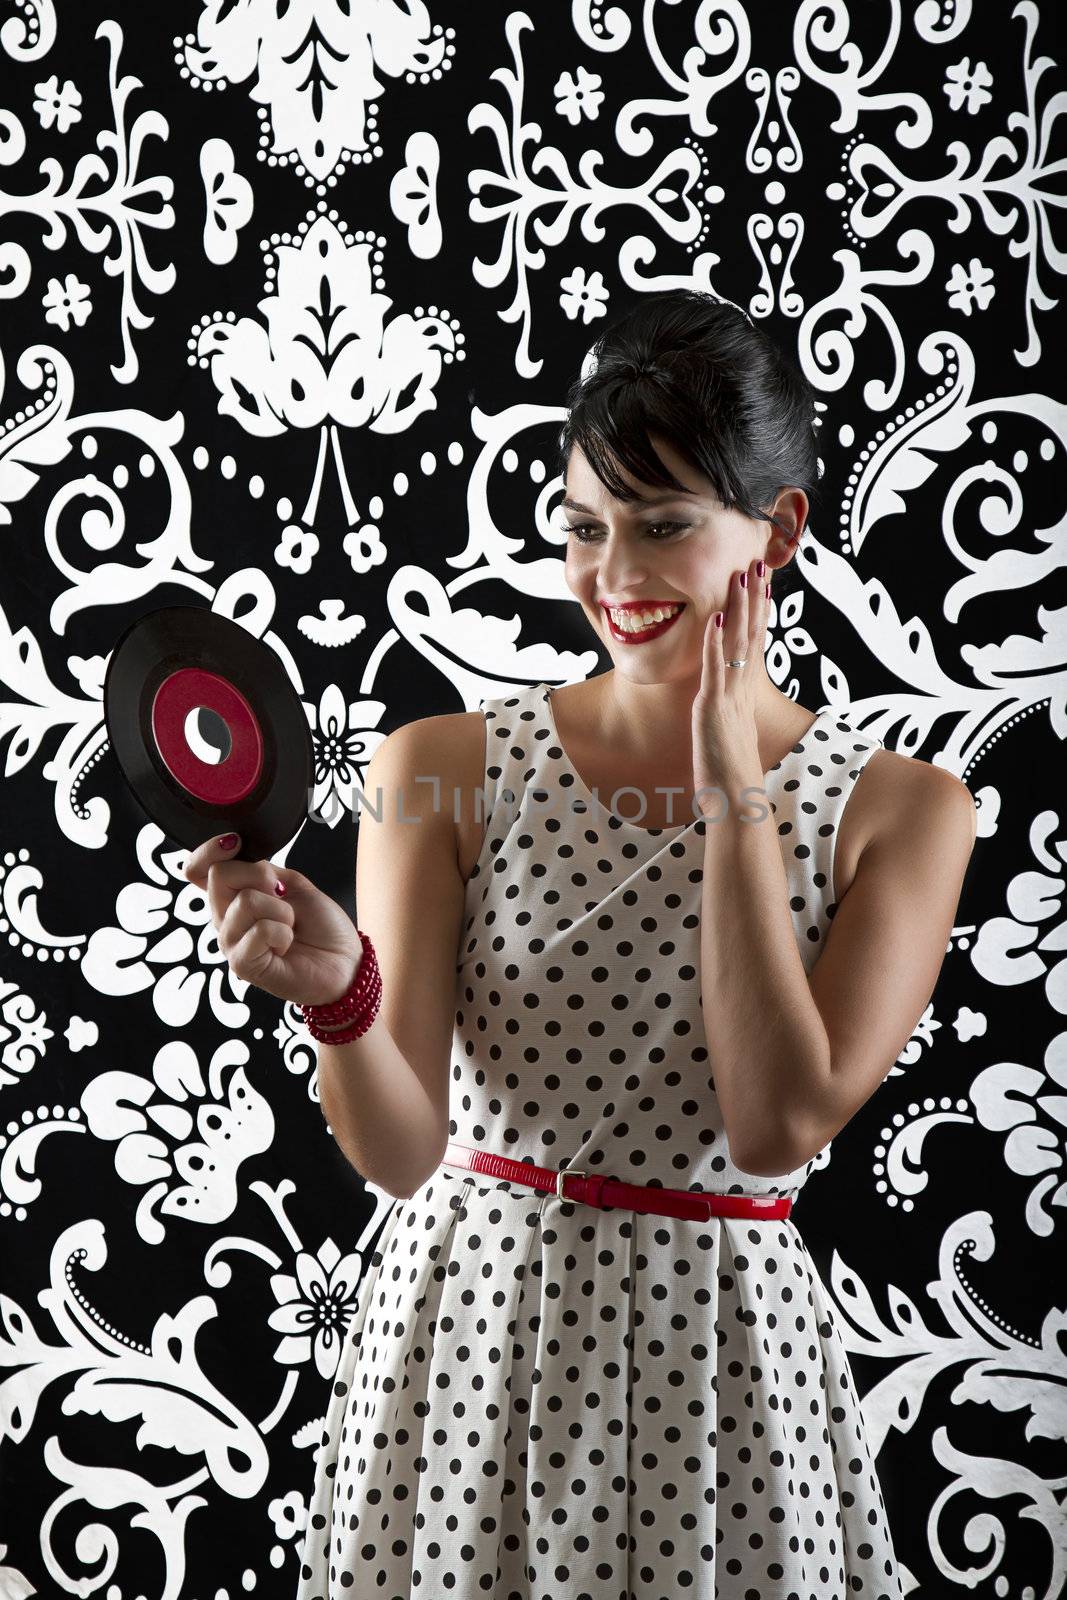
[301,930,381,1044]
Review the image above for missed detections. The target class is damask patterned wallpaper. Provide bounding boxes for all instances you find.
[0,2,1062,1597]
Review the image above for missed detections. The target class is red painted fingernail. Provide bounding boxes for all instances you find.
[756,560,765,577]
[739,572,748,588]
[274,880,287,897]
[715,612,724,628]
[765,582,771,599]
[218,833,238,849]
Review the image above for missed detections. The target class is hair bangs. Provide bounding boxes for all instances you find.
[566,384,694,503]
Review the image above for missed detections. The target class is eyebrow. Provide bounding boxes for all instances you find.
[560,492,696,514]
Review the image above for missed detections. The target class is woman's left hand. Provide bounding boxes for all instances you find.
[691,557,771,809]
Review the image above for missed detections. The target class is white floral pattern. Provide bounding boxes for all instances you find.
[267,1235,367,1379]
[32,73,80,131]
[41,272,91,330]
[304,683,387,826]
[946,256,996,316]
[944,56,994,114]
[0,2,1062,1597]
[199,136,254,265]
[553,64,604,124]
[192,211,464,436]
[559,263,609,323]
[178,0,455,184]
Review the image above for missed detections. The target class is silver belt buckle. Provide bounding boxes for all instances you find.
[556,1166,585,1201]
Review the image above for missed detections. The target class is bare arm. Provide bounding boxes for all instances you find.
[794,763,977,1165]
[317,718,466,1199]
[698,757,977,1176]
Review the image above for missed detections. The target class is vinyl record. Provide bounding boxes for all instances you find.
[103,605,314,861]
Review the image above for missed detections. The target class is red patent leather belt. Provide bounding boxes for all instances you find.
[441,1143,793,1221]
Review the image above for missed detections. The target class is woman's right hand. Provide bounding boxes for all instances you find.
[183,833,363,1007]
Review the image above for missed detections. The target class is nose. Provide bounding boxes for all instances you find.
[588,536,657,598]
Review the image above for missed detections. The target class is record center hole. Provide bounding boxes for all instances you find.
[184,706,232,765]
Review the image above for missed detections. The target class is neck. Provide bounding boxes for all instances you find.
[596,667,794,768]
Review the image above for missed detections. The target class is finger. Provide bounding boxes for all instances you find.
[726,567,749,665]
[183,831,243,890]
[227,914,296,983]
[701,606,724,700]
[207,859,283,935]
[751,559,768,649]
[219,885,295,958]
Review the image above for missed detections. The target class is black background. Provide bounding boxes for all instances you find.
[0,4,1062,1597]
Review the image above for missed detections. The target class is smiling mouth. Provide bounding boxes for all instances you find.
[604,605,686,643]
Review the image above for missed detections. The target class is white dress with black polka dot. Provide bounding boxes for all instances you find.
[297,681,904,1600]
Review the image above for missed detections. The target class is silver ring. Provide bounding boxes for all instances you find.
[725,658,747,668]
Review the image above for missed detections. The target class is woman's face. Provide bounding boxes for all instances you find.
[560,435,804,682]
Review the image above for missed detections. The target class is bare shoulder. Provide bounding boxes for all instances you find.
[857,747,977,860]
[372,709,485,796]
[380,707,483,760]
[372,709,487,878]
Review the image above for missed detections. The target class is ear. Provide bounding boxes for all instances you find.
[770,486,808,539]
[762,487,808,571]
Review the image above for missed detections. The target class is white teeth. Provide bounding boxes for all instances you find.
[609,604,682,632]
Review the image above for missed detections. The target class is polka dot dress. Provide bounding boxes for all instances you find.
[296,682,904,1600]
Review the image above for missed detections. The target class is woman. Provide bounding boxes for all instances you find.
[186,290,976,1599]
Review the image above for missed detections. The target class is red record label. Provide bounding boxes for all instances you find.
[150,667,264,805]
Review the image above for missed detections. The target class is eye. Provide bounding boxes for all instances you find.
[565,521,690,543]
